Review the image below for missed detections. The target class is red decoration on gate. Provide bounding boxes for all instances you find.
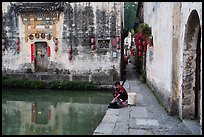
[31,43,35,63]
[47,45,51,57]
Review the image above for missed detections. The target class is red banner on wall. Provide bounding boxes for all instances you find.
[31,43,35,63]
[47,45,51,57]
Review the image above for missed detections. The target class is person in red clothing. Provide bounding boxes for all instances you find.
[109,81,128,108]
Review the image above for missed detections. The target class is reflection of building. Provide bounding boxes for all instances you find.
[2,100,108,135]
[29,102,56,134]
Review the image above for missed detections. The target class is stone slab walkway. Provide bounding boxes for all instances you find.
[93,63,200,135]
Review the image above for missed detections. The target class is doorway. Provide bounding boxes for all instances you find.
[34,42,48,72]
[182,10,201,120]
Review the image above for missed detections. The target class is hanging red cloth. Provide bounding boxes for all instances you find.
[47,45,51,57]
[31,43,35,63]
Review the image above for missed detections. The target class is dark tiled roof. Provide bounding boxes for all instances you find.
[11,2,65,13]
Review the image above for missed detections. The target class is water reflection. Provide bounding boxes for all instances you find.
[2,88,112,135]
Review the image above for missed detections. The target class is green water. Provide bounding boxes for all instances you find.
[2,88,113,135]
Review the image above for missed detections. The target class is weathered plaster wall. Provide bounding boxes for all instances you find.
[143,2,202,132]
[2,2,122,80]
[143,2,174,112]
[178,2,202,132]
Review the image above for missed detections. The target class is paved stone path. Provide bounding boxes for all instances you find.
[93,63,198,135]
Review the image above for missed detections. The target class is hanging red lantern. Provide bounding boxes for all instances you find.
[142,40,147,46]
[138,51,143,57]
[138,39,142,45]
[117,44,120,50]
[138,45,142,50]
[47,45,51,57]
[144,47,147,52]
[54,38,58,45]
[134,35,139,43]
[140,34,146,40]
[55,45,58,52]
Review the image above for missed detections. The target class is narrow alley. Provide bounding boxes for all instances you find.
[93,63,199,135]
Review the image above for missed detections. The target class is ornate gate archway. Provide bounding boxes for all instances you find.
[182,10,201,119]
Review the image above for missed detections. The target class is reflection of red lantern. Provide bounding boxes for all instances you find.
[68,53,72,60]
[91,45,95,50]
[91,38,95,44]
[54,38,58,45]
[16,39,20,44]
[91,37,95,50]
[116,37,120,43]
[68,47,72,53]
[2,44,5,51]
[138,51,142,56]
[55,45,58,52]
[2,39,5,44]
[16,45,20,52]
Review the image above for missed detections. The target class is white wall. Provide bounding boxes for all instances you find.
[144,2,174,101]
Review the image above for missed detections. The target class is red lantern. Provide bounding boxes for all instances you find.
[144,47,147,52]
[138,39,142,45]
[140,34,146,40]
[91,44,95,50]
[55,45,58,52]
[138,51,143,56]
[134,35,139,43]
[54,38,58,45]
[138,45,142,50]
[142,40,147,46]
[117,44,120,50]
